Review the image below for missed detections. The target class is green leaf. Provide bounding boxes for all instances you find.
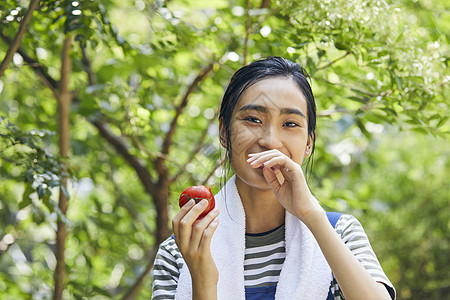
[335,41,348,51]
[348,96,367,103]
[395,32,404,43]
[306,56,316,76]
[92,286,111,297]
[37,185,46,199]
[436,116,449,128]
[20,184,34,209]
[411,126,428,134]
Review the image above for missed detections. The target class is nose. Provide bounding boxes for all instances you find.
[258,125,283,150]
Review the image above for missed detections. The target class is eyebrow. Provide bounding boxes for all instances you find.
[238,104,306,119]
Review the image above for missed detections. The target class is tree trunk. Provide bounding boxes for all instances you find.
[53,36,73,300]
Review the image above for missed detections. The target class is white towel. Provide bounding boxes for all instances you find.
[175,175,332,300]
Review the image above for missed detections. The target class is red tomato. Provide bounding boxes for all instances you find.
[179,185,215,219]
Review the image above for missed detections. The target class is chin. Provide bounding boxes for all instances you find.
[237,169,272,190]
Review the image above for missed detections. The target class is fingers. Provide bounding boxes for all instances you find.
[199,217,219,252]
[247,150,289,169]
[177,199,209,250]
[172,199,195,241]
[189,208,220,250]
[247,150,300,179]
[262,166,281,190]
[172,199,220,253]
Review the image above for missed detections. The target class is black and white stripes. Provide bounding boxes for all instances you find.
[244,224,286,288]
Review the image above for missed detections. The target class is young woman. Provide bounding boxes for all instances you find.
[152,57,396,300]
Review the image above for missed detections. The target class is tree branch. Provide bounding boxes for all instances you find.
[243,0,251,65]
[127,133,186,171]
[155,62,214,167]
[54,35,73,300]
[80,42,96,86]
[170,109,219,184]
[201,154,226,186]
[79,42,158,197]
[0,0,41,77]
[81,42,164,298]
[316,51,351,71]
[249,7,280,34]
[0,30,59,97]
[260,0,271,8]
[90,118,157,196]
[121,244,159,300]
[112,177,153,237]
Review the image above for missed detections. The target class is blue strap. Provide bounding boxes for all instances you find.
[326,212,343,228]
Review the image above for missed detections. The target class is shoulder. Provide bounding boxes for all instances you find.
[158,236,180,255]
[153,237,184,273]
[333,214,366,239]
[152,237,183,299]
[332,214,378,260]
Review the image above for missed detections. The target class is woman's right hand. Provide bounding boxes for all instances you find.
[172,199,220,300]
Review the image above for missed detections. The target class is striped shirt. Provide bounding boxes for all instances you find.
[151,214,396,299]
[244,224,285,288]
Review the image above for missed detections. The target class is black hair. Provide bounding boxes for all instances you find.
[219,56,317,177]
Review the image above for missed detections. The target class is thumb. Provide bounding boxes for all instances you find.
[262,166,284,191]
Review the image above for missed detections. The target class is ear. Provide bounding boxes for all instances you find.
[304,133,314,158]
[219,117,228,148]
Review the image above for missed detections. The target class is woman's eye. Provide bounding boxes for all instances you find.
[284,121,300,128]
[244,117,262,124]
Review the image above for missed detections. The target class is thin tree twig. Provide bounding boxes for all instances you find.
[243,0,251,65]
[149,60,217,246]
[201,154,226,186]
[0,0,41,77]
[112,176,153,236]
[80,42,96,86]
[155,62,214,167]
[170,109,219,184]
[315,51,351,71]
[121,244,159,300]
[313,77,378,97]
[0,30,59,97]
[249,7,280,34]
[127,133,186,171]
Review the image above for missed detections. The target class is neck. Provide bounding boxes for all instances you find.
[236,176,285,234]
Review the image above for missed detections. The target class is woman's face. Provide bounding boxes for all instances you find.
[220,77,312,190]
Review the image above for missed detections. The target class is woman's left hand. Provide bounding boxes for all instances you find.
[247,149,323,224]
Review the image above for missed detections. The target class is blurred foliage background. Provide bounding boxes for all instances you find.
[0,0,448,299]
